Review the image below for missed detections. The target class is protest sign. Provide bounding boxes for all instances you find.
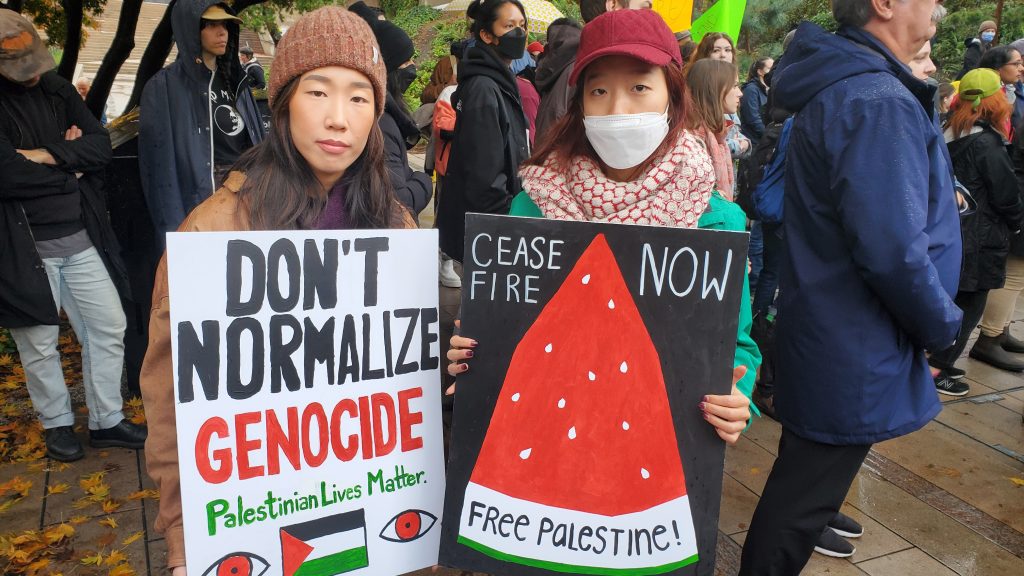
[440,215,748,576]
[167,230,445,576]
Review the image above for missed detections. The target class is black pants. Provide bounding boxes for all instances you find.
[738,428,871,575]
[753,223,783,314]
[929,289,989,370]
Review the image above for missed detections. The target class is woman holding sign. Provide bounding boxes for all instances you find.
[447,9,754,443]
[139,8,414,574]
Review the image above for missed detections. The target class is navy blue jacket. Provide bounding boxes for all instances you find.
[771,23,962,445]
[740,79,768,141]
[138,0,264,247]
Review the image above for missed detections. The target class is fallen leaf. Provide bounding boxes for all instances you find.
[121,531,144,546]
[109,564,137,576]
[43,523,75,544]
[81,552,104,566]
[69,515,89,525]
[126,489,159,501]
[99,516,118,529]
[102,499,123,513]
[104,549,127,566]
[1010,477,1024,487]
[48,482,70,495]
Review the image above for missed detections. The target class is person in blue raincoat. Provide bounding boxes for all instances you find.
[738,1,963,573]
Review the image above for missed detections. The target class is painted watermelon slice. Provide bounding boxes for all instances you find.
[458,234,698,574]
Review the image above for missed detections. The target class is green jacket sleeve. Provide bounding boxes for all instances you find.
[698,192,762,418]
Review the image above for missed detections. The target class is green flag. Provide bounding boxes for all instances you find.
[691,0,747,44]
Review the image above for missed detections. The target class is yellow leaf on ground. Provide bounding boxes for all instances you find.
[25,558,50,573]
[1011,477,1024,487]
[0,353,13,366]
[81,552,104,566]
[104,549,127,566]
[109,564,137,576]
[125,397,144,410]
[125,489,159,501]
[121,531,144,546]
[0,476,33,498]
[101,499,122,513]
[99,516,118,529]
[43,523,75,544]
[69,515,89,525]
[48,482,70,495]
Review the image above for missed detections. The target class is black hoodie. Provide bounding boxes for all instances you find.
[533,20,581,143]
[138,0,265,243]
[436,44,529,261]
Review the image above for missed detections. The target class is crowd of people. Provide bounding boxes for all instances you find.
[1,0,1023,574]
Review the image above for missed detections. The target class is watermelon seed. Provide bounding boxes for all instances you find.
[558,398,566,408]
[568,426,577,440]
[582,274,591,285]
[511,393,521,402]
[622,421,630,431]
[545,343,553,353]
[641,468,651,479]
[519,448,532,460]
[588,371,596,381]
[620,361,629,373]
[608,299,615,309]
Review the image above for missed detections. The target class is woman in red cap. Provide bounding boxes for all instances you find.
[447,8,754,444]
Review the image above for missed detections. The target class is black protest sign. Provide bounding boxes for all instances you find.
[440,214,749,576]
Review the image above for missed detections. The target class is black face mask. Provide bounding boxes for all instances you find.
[396,65,418,94]
[494,27,527,61]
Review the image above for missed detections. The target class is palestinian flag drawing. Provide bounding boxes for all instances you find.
[280,509,369,576]
[458,234,699,575]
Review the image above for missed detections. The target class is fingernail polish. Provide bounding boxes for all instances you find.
[469,340,478,347]
[698,402,706,412]
[466,350,474,358]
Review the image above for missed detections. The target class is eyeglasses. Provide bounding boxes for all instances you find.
[1006,60,1024,68]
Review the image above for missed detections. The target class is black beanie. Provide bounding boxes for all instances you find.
[374,21,414,73]
[348,1,379,28]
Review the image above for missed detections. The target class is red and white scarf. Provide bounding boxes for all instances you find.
[521,130,715,228]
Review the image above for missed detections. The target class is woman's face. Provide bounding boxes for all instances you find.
[481,3,527,46]
[711,38,734,62]
[581,56,670,117]
[288,66,376,189]
[998,49,1023,84]
[723,76,743,114]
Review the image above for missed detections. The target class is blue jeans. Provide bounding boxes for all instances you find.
[748,221,764,291]
[9,246,127,430]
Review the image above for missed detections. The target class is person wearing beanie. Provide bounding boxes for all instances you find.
[435,0,531,264]
[0,10,145,464]
[139,1,266,244]
[139,7,415,574]
[957,19,998,80]
[372,19,433,216]
[930,67,1023,382]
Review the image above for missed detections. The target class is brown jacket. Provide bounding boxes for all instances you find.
[140,172,416,569]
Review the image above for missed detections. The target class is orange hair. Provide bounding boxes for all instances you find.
[944,90,1013,141]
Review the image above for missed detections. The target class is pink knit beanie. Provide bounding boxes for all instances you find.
[268,6,387,117]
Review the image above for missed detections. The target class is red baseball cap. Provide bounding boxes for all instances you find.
[569,9,682,87]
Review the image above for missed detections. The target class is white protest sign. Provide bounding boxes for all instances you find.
[167,230,445,576]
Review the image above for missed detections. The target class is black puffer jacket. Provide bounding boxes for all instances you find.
[437,44,529,262]
[1011,118,1024,257]
[947,123,1024,291]
[0,72,129,328]
[380,94,431,216]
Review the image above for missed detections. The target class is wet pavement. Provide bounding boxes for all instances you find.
[2,190,1022,574]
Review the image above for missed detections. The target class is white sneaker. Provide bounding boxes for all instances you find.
[439,257,461,288]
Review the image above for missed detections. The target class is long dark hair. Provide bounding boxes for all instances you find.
[233,78,402,231]
[979,45,1020,72]
[527,61,691,169]
[747,57,772,84]
[467,0,528,41]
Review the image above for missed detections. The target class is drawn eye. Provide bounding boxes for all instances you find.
[201,552,270,576]
[379,509,437,543]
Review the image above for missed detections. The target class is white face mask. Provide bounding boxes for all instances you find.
[583,109,670,170]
